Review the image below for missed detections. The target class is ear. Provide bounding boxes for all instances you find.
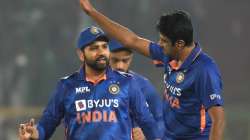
[76,49,85,62]
[175,40,185,48]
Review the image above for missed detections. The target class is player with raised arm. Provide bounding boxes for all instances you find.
[79,0,225,140]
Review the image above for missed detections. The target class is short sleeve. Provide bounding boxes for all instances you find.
[149,42,168,67]
[196,63,224,110]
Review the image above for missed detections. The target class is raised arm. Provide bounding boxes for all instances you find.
[79,0,151,57]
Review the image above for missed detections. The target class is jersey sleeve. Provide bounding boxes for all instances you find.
[196,63,224,110]
[128,78,161,140]
[149,42,167,67]
[37,80,66,140]
[140,78,165,137]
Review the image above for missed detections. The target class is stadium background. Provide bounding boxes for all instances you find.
[0,0,249,139]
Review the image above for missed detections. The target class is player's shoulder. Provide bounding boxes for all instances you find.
[196,52,219,69]
[111,70,141,86]
[58,71,79,85]
[112,69,134,79]
[194,52,221,77]
[129,70,150,83]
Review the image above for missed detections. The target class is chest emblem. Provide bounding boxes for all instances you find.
[109,84,120,95]
[176,72,185,84]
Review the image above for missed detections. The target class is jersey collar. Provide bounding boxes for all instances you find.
[169,42,202,70]
[78,66,114,84]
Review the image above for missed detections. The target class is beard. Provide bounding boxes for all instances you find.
[84,55,109,71]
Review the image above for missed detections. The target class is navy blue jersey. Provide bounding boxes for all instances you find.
[37,67,160,140]
[149,42,223,140]
[129,71,165,137]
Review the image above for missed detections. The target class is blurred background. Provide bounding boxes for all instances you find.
[0,0,249,139]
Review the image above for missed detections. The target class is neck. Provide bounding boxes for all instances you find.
[85,65,106,80]
[177,42,195,63]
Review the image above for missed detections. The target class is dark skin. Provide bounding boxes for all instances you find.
[208,106,225,140]
[79,0,225,139]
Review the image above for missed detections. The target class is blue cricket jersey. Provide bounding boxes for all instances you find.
[149,42,223,140]
[129,71,165,138]
[37,67,160,140]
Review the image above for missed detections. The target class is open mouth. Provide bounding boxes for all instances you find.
[96,57,107,64]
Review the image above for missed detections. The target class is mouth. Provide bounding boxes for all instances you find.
[96,56,107,64]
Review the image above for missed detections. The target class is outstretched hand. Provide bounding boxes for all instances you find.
[79,0,95,15]
[19,118,39,140]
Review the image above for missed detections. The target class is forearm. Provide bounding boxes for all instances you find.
[84,6,151,56]
[90,9,137,46]
[208,106,225,140]
[209,119,225,140]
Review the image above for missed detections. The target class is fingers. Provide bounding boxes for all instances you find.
[29,118,35,127]
[19,124,31,140]
[132,127,145,140]
[19,119,36,140]
[26,119,36,134]
[19,124,25,135]
[79,0,94,14]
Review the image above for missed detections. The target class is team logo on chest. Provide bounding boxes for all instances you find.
[176,72,185,84]
[108,84,120,95]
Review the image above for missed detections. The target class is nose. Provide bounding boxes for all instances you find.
[115,62,125,72]
[96,47,109,58]
[97,47,105,54]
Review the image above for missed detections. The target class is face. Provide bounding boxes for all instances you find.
[110,50,133,72]
[158,33,176,58]
[158,33,185,59]
[78,41,110,71]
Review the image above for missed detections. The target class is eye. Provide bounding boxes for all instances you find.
[122,59,129,63]
[111,58,119,63]
[161,38,167,43]
[88,45,98,51]
[89,47,97,51]
[102,44,108,49]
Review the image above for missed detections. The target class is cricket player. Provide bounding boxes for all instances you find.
[18,26,161,140]
[109,39,165,140]
[79,0,225,140]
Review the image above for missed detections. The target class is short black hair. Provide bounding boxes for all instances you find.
[111,48,133,54]
[157,10,193,46]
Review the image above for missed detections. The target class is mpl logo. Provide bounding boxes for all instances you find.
[75,100,86,111]
[75,86,90,94]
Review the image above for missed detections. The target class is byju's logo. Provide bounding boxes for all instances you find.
[75,86,90,94]
[75,100,86,111]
